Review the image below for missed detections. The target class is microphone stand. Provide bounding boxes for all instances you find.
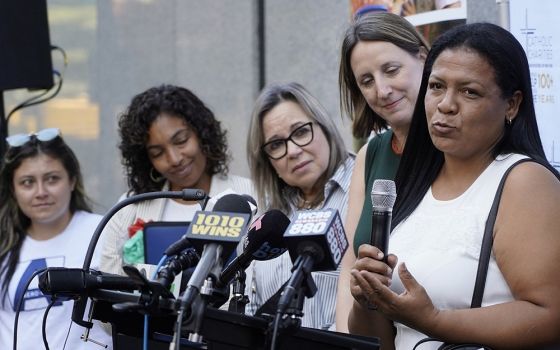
[228,270,249,314]
[277,254,317,317]
[269,254,317,350]
[72,189,207,328]
[171,245,223,350]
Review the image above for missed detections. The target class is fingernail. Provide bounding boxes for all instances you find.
[377,252,384,259]
[387,267,392,275]
[388,278,392,286]
[401,262,408,272]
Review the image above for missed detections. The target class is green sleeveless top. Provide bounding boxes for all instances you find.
[353,130,401,254]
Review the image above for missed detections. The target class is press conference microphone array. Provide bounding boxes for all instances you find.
[217,209,291,288]
[171,194,252,349]
[72,188,206,329]
[370,179,397,263]
[178,193,251,308]
[277,209,348,315]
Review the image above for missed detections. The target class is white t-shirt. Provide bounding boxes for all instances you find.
[0,210,113,350]
[161,198,201,221]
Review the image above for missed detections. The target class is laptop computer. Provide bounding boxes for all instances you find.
[142,221,190,265]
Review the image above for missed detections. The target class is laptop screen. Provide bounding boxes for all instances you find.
[143,221,190,264]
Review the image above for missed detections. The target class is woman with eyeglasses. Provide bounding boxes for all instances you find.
[245,82,355,330]
[0,129,112,349]
[99,84,254,276]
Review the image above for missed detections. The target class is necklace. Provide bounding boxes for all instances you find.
[299,198,314,209]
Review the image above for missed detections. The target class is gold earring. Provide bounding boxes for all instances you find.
[149,168,165,182]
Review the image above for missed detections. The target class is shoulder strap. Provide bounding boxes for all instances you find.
[470,158,532,308]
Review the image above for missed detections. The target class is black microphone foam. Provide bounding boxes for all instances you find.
[38,268,138,297]
[370,179,396,263]
[213,193,252,214]
[284,209,348,271]
[241,194,257,207]
[156,248,200,288]
[218,209,290,287]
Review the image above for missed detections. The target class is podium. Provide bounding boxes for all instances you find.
[89,289,380,350]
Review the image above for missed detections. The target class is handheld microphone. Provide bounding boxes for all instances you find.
[370,179,396,263]
[217,209,290,288]
[38,268,139,297]
[179,194,251,308]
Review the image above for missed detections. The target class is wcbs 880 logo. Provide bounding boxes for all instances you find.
[287,210,332,235]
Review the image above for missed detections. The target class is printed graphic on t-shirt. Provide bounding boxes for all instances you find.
[9,256,65,312]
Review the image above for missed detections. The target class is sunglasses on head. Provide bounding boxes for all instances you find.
[5,128,61,148]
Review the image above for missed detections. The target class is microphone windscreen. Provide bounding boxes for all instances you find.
[242,194,257,207]
[213,193,252,214]
[371,179,396,210]
[243,210,290,255]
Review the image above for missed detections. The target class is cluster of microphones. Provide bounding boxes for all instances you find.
[35,179,396,347]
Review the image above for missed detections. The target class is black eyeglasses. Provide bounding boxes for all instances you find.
[261,122,314,160]
[5,128,61,148]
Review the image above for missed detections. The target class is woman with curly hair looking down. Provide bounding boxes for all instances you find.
[100,84,254,276]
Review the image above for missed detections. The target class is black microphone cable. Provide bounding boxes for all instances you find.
[13,267,47,350]
[62,319,73,350]
[41,296,58,350]
[6,45,67,128]
[270,311,283,350]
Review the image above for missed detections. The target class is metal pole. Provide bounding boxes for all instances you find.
[257,0,265,91]
[0,92,7,162]
[496,0,510,30]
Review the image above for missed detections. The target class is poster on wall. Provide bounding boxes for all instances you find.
[350,0,467,44]
[510,0,560,169]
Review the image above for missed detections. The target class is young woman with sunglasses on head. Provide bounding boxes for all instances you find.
[245,82,355,330]
[0,129,112,349]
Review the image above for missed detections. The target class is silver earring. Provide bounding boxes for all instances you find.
[506,116,512,125]
[149,168,165,182]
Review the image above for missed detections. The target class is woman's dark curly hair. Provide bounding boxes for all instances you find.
[118,84,229,194]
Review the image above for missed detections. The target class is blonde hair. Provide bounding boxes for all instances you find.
[247,82,348,213]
